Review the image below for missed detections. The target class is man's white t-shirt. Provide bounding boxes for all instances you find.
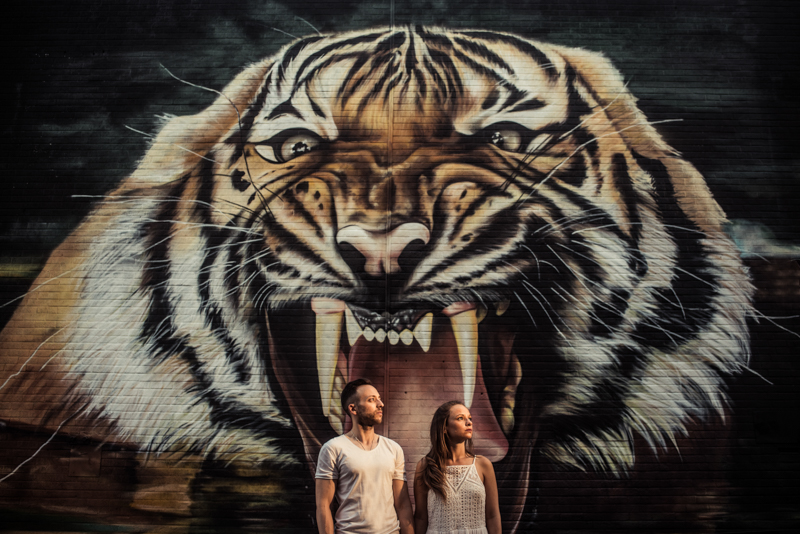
[315,434,406,534]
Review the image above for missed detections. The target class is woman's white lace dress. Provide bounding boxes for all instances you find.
[426,457,487,534]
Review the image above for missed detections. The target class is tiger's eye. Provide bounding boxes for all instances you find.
[280,133,319,162]
[489,128,522,152]
[254,129,322,164]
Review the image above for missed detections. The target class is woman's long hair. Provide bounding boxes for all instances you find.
[421,400,475,500]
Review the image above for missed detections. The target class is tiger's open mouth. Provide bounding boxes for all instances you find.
[265,295,534,514]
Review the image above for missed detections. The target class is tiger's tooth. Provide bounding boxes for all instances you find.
[400,329,413,345]
[345,307,363,346]
[449,309,479,408]
[500,407,515,434]
[496,299,511,316]
[375,328,387,343]
[476,304,488,323]
[328,413,344,435]
[414,313,433,352]
[315,311,343,418]
[328,370,346,433]
[364,327,375,342]
[388,330,400,345]
[501,355,522,434]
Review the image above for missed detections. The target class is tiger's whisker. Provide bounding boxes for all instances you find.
[640,318,685,346]
[571,221,707,237]
[513,291,537,329]
[271,27,299,39]
[531,209,608,235]
[141,218,260,237]
[0,265,84,310]
[0,326,68,392]
[501,260,529,279]
[0,404,90,484]
[73,194,251,224]
[206,239,263,253]
[294,16,321,36]
[516,118,685,207]
[522,281,564,323]
[550,283,572,303]
[547,245,606,301]
[123,125,222,164]
[555,242,604,269]
[671,265,718,289]
[521,283,572,344]
[557,80,631,142]
[667,286,687,320]
[159,64,280,217]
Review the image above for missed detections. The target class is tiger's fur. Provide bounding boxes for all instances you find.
[0,26,753,526]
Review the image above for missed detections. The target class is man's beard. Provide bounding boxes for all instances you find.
[356,408,382,429]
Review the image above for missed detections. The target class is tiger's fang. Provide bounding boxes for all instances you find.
[449,309,479,408]
[315,311,343,418]
[413,313,433,352]
[345,307,362,346]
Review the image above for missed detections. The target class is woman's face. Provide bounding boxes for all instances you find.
[445,404,473,442]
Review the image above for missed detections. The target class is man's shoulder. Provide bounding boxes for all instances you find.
[378,435,403,452]
[321,434,349,449]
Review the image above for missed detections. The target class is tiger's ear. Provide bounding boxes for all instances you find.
[554,45,728,230]
[551,45,673,157]
[121,60,273,190]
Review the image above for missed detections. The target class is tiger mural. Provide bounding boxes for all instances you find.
[0,27,753,530]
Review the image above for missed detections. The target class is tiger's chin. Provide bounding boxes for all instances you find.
[265,294,532,505]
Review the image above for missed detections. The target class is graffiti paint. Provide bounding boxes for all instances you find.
[1,4,799,532]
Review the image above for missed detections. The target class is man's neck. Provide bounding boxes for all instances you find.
[348,420,376,447]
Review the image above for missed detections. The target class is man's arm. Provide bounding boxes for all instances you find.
[392,479,415,534]
[315,478,336,534]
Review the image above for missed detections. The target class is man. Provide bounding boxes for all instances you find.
[315,378,414,534]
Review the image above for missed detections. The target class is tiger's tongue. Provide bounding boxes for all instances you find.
[346,320,508,483]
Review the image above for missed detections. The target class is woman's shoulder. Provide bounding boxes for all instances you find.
[415,456,430,470]
[473,455,495,471]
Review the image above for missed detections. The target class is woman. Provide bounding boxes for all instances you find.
[414,400,501,534]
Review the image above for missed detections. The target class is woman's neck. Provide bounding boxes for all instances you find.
[445,442,470,463]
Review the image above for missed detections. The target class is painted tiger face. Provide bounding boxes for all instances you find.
[198,25,751,510]
[0,27,753,530]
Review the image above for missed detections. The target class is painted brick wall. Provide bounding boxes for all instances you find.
[1,1,798,532]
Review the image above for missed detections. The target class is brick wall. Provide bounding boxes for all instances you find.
[1,1,798,532]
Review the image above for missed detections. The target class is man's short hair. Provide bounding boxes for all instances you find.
[341,378,373,416]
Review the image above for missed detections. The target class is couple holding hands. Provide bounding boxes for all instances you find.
[315,378,502,534]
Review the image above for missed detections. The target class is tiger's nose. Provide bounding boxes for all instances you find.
[336,222,430,277]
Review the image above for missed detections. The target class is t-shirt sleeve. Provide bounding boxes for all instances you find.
[315,441,339,480]
[393,442,406,481]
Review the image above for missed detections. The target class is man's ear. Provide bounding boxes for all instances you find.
[347,403,357,417]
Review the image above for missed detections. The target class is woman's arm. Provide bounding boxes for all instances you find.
[477,456,501,534]
[393,479,415,534]
[413,458,429,534]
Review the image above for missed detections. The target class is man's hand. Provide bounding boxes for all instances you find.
[315,478,336,534]
[393,479,415,534]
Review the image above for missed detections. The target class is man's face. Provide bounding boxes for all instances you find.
[350,385,384,427]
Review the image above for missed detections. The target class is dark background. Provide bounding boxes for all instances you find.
[1,0,799,531]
